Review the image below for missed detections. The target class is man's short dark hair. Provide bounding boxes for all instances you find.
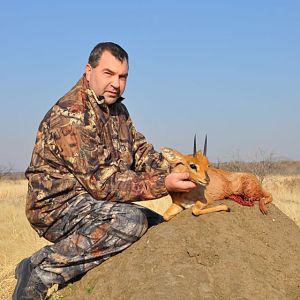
[88,42,129,68]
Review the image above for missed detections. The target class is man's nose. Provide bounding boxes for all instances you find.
[111,76,120,89]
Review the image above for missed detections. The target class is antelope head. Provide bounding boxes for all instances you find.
[161,135,210,186]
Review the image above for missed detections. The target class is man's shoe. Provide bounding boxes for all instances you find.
[13,257,32,300]
[12,257,49,300]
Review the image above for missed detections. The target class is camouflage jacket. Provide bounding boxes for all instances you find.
[25,75,170,236]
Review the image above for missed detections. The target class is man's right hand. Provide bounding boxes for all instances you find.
[165,172,197,193]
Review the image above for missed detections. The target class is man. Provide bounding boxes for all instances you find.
[13,42,196,299]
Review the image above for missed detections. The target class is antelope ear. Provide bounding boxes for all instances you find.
[161,147,185,164]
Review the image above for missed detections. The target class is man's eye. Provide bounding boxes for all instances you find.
[189,163,197,171]
[104,71,113,76]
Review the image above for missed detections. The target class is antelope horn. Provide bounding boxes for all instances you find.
[193,134,197,157]
[203,134,207,156]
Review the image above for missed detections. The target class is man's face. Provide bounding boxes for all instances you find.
[85,50,129,105]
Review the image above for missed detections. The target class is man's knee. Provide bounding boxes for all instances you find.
[112,204,148,240]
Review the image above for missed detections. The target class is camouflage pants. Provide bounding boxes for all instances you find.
[29,194,163,287]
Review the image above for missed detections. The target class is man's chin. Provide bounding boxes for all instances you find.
[104,96,118,105]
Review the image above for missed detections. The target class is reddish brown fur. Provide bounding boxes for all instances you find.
[201,167,273,214]
[161,148,273,221]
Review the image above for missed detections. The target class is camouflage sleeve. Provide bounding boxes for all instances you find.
[49,119,169,202]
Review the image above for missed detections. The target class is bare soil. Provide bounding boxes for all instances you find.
[58,201,300,300]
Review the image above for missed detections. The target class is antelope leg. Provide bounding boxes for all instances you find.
[163,203,184,221]
[192,202,230,216]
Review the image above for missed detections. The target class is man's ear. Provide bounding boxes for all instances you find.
[85,64,92,81]
[161,147,185,165]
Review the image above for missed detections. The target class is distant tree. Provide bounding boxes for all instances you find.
[0,164,12,180]
[214,148,276,184]
[250,149,276,184]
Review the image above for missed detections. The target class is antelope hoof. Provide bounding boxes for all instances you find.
[163,213,171,221]
[260,209,268,215]
[192,207,200,216]
[259,204,268,215]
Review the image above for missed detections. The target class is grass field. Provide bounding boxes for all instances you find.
[0,180,50,300]
[0,176,299,300]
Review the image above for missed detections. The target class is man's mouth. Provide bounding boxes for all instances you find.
[106,91,119,97]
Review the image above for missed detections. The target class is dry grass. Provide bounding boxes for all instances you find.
[0,180,50,300]
[0,176,299,300]
[263,175,300,227]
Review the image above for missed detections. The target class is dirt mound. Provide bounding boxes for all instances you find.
[58,201,300,300]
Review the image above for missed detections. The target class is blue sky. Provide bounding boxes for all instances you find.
[0,1,299,171]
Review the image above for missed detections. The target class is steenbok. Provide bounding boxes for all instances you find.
[161,136,273,221]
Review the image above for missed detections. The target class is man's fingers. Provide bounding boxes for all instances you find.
[177,180,197,192]
[165,172,197,193]
[179,180,196,189]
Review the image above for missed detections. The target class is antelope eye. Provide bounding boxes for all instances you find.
[190,163,197,171]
